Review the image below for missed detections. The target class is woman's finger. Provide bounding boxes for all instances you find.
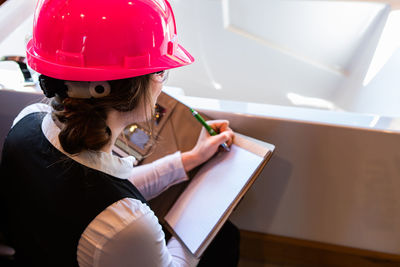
[212,130,234,148]
[206,120,230,133]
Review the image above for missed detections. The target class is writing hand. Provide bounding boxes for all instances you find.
[181,120,234,172]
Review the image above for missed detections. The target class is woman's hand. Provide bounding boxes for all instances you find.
[181,120,234,172]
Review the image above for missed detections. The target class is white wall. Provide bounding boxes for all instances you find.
[0,0,35,47]
[168,0,390,111]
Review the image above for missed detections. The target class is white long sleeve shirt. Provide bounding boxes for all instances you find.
[12,103,198,267]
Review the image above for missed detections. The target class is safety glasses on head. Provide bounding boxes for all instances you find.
[152,70,169,83]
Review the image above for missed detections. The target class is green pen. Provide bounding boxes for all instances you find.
[190,108,230,152]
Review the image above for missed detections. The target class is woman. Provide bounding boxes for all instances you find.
[0,0,238,266]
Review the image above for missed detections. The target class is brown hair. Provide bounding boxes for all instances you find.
[43,75,152,154]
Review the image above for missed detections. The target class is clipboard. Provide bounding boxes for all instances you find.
[163,133,274,257]
[114,92,275,257]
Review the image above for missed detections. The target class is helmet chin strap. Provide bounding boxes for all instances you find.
[64,81,111,99]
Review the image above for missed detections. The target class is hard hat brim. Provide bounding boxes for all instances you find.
[26,40,194,81]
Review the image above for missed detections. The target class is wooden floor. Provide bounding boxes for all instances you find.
[238,230,400,267]
[239,258,300,267]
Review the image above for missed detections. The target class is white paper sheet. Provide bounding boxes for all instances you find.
[164,144,264,256]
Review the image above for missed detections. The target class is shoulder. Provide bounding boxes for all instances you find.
[12,103,51,128]
[78,198,171,267]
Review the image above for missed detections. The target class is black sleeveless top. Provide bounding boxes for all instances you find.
[0,112,147,266]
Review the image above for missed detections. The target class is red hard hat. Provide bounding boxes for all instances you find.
[26,0,194,81]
